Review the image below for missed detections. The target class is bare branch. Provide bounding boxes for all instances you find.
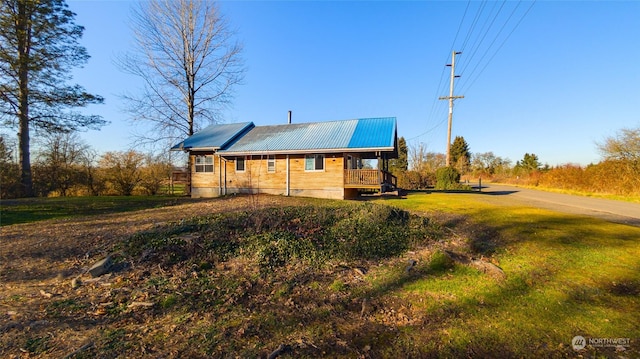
[117,0,245,148]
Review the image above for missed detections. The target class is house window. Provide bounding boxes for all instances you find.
[267,156,276,173]
[305,154,324,171]
[236,156,245,172]
[195,155,214,173]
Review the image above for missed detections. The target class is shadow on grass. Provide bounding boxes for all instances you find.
[0,196,202,226]
[225,260,540,357]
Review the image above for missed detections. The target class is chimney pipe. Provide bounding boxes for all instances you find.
[288,110,292,124]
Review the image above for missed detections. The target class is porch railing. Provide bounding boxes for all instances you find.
[383,171,397,189]
[344,169,397,189]
[344,169,379,186]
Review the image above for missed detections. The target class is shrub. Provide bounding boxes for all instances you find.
[398,170,434,190]
[435,167,462,190]
[252,231,316,273]
[122,202,436,274]
[428,250,455,272]
[329,203,409,260]
[537,160,639,196]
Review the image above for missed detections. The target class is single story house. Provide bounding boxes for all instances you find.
[171,117,399,199]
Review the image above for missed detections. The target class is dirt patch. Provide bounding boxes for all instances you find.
[0,196,310,356]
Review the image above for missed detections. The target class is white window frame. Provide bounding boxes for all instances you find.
[267,155,276,173]
[235,156,246,172]
[195,155,214,173]
[304,154,325,172]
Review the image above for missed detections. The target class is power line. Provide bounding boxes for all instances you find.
[460,0,488,53]
[458,0,507,76]
[414,1,535,144]
[458,0,520,82]
[450,0,472,55]
[419,0,471,142]
[406,114,447,141]
[459,0,536,95]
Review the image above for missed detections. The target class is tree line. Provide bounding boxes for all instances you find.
[2,1,636,200]
[390,126,640,197]
[0,133,176,198]
[1,0,244,198]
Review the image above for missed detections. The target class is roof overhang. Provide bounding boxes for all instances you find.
[174,147,221,152]
[218,146,396,157]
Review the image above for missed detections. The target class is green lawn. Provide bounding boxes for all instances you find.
[0,195,194,226]
[371,192,640,356]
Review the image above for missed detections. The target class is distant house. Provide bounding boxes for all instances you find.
[171,117,399,199]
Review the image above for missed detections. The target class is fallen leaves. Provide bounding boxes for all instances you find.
[127,301,154,309]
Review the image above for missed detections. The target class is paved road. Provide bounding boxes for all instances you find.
[475,184,640,227]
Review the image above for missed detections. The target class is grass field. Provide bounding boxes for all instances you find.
[0,196,196,226]
[373,192,640,357]
[1,193,638,358]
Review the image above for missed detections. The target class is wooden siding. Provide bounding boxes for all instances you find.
[190,153,395,199]
[189,153,348,199]
[224,155,288,195]
[289,154,343,192]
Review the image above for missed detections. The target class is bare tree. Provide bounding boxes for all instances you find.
[0,134,20,198]
[597,126,640,173]
[100,150,146,196]
[409,143,445,174]
[139,153,172,195]
[80,147,105,196]
[118,0,245,146]
[33,132,90,196]
[471,151,512,176]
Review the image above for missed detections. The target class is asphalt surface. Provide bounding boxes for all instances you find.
[474,184,640,227]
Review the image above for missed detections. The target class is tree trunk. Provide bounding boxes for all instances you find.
[17,1,33,197]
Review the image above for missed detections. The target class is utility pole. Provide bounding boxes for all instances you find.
[439,51,464,167]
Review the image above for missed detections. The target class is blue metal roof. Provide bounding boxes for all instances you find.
[348,117,396,149]
[220,117,396,154]
[171,122,254,150]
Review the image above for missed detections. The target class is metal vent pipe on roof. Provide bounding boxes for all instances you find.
[288,110,292,124]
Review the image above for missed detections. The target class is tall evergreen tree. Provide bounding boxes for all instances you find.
[0,0,104,197]
[450,136,471,173]
[389,136,408,174]
[516,153,541,172]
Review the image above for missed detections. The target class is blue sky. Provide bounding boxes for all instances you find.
[68,0,640,166]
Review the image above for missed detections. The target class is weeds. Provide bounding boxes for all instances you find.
[160,294,178,309]
[24,336,50,354]
[428,250,455,272]
[46,299,88,318]
[122,202,433,273]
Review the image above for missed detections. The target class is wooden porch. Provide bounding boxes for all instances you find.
[344,169,397,192]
